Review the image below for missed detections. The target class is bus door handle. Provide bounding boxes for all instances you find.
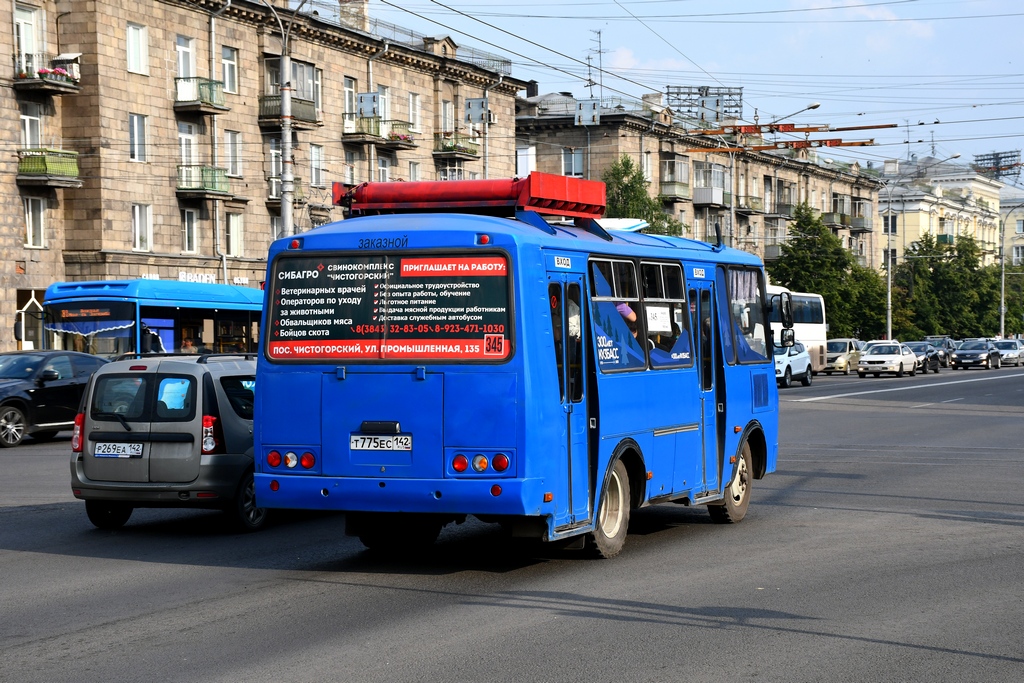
[564,404,573,414]
[718,403,724,413]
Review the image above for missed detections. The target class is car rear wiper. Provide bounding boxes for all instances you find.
[94,411,132,432]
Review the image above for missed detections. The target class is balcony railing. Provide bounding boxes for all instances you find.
[737,195,764,212]
[381,120,416,146]
[774,203,796,218]
[13,53,80,92]
[268,177,306,201]
[174,77,226,109]
[659,181,690,200]
[258,95,319,125]
[177,165,229,194]
[17,149,80,186]
[821,212,851,227]
[850,216,873,232]
[433,131,479,156]
[692,187,731,207]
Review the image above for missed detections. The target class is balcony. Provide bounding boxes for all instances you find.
[692,186,731,207]
[772,203,796,218]
[763,244,783,261]
[12,53,80,95]
[258,95,320,130]
[174,77,228,114]
[433,131,480,159]
[937,234,955,244]
[379,120,418,150]
[736,196,764,213]
[17,149,81,188]
[821,212,851,227]
[176,165,230,199]
[659,181,690,200]
[266,177,306,208]
[850,216,873,233]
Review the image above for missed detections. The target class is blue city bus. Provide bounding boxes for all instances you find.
[43,279,263,358]
[255,173,793,557]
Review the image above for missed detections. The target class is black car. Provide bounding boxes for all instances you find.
[0,351,108,447]
[905,342,942,373]
[949,341,1001,370]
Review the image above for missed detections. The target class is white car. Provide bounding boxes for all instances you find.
[857,342,918,377]
[992,339,1023,367]
[775,341,813,388]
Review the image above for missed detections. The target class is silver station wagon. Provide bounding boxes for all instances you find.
[71,354,267,531]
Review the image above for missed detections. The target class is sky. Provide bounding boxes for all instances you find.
[354,0,1024,187]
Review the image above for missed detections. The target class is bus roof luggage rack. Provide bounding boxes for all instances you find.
[336,172,612,240]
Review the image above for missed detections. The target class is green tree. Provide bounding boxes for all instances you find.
[602,154,686,236]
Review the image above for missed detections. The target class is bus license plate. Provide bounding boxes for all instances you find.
[349,435,412,451]
[94,442,144,458]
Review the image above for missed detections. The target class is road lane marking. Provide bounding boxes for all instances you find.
[910,403,934,408]
[795,370,1024,403]
[941,397,964,403]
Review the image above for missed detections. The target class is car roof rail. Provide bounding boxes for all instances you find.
[196,353,258,364]
[112,352,186,362]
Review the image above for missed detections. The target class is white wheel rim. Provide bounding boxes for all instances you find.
[0,409,23,445]
[599,469,625,538]
[729,454,748,503]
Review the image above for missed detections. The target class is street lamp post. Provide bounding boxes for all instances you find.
[883,153,960,340]
[262,0,308,238]
[767,102,820,126]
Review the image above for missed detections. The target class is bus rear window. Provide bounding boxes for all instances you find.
[266,253,512,362]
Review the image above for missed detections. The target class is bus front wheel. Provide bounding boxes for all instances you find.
[590,459,630,559]
[709,441,752,524]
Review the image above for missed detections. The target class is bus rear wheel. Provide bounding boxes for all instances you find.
[589,459,630,559]
[349,512,443,554]
[709,441,752,524]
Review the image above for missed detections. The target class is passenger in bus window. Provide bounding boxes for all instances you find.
[180,338,198,354]
[616,301,636,324]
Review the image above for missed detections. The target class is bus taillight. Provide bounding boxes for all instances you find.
[267,450,282,467]
[452,454,469,472]
[300,452,316,469]
[472,455,489,472]
[71,413,84,452]
[492,453,509,472]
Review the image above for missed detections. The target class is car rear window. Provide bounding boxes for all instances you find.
[91,374,196,422]
[220,376,255,420]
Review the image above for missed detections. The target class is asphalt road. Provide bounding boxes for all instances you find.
[2,366,1023,682]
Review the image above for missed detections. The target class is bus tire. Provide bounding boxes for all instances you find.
[590,459,630,559]
[709,441,752,524]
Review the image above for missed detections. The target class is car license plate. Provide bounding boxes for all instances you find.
[93,442,143,458]
[349,434,412,451]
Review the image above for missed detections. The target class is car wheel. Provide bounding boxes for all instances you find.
[780,368,792,388]
[858,371,866,378]
[85,500,133,529]
[909,363,916,377]
[995,356,1001,369]
[844,365,851,376]
[709,440,753,524]
[801,366,812,387]
[0,405,26,448]
[230,471,268,532]
[873,372,880,377]
[897,364,905,378]
[589,458,631,558]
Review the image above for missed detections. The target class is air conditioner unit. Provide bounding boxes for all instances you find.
[487,111,496,124]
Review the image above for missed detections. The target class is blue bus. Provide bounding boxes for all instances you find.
[43,279,263,358]
[255,173,793,557]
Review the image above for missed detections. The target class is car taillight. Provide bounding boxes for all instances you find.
[71,413,84,453]
[202,415,223,454]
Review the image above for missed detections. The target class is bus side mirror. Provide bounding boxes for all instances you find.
[780,328,795,348]
[779,292,794,328]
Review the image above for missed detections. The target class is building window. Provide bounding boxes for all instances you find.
[176,35,194,78]
[225,131,241,176]
[344,77,357,112]
[883,215,898,234]
[310,144,324,187]
[438,159,464,181]
[1016,219,1024,234]
[661,158,688,184]
[344,149,358,185]
[1014,246,1024,266]
[268,137,282,196]
[226,213,243,256]
[641,151,652,181]
[132,204,152,251]
[441,100,455,133]
[562,148,584,178]
[127,23,148,74]
[408,93,421,131]
[314,68,323,113]
[178,122,196,166]
[265,58,316,101]
[20,102,42,148]
[271,214,282,240]
[15,5,41,74]
[129,114,147,162]
[181,209,197,253]
[378,155,391,182]
[24,197,44,248]
[517,145,537,177]
[222,46,238,94]
[409,161,420,181]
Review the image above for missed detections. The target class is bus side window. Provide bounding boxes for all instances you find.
[548,284,566,401]
[728,268,769,363]
[589,259,646,372]
[641,262,692,368]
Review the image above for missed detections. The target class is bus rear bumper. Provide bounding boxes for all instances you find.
[254,473,549,517]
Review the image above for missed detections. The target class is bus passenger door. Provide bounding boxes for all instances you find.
[690,283,720,495]
[547,275,591,527]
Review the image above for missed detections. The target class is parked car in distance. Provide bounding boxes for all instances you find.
[71,353,267,531]
[905,341,942,373]
[924,335,957,367]
[0,351,108,448]
[950,341,1001,370]
[775,341,813,387]
[992,339,1023,367]
[824,338,863,375]
[857,342,918,378]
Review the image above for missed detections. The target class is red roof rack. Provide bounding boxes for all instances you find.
[335,172,605,219]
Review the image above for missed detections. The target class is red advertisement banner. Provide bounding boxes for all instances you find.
[400,257,507,277]
[268,335,508,360]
